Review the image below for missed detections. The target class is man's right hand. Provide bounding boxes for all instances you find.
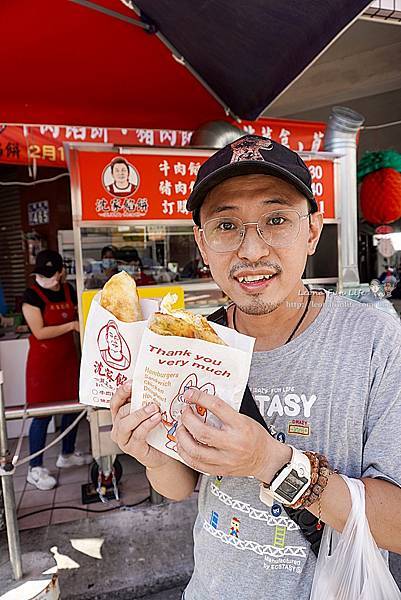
[110,381,171,470]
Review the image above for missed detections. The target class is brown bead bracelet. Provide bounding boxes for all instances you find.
[292,451,336,525]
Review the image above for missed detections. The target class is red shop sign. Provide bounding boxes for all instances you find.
[0,118,326,168]
[74,149,335,222]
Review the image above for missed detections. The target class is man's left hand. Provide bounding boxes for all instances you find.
[176,388,291,482]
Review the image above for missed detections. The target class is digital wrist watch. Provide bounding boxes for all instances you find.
[259,446,311,507]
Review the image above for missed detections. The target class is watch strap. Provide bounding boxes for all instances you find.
[260,446,311,506]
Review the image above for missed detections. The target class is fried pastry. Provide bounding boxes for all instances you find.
[149,295,226,345]
[100,271,143,322]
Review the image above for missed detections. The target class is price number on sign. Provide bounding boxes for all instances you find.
[309,164,323,198]
[304,159,335,218]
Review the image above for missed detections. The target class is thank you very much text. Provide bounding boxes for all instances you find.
[148,345,231,378]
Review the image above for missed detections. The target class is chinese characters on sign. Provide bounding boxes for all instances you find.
[0,142,21,160]
[158,159,200,216]
[0,120,327,167]
[242,121,325,153]
[28,144,65,163]
[77,151,209,221]
[75,149,335,222]
[95,196,149,218]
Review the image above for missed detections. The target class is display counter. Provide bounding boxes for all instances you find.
[0,333,57,438]
[0,334,31,438]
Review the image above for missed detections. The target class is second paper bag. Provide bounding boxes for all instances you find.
[131,322,255,464]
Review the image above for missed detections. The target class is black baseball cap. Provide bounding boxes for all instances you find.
[187,134,317,225]
[32,250,63,277]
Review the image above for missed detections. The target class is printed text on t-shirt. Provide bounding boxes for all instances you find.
[254,391,317,418]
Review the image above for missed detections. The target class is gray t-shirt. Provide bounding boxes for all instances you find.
[184,291,401,600]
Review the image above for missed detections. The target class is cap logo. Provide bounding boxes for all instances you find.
[230,136,273,163]
[46,261,52,266]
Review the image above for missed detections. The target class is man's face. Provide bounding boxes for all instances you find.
[112,163,129,187]
[106,327,122,353]
[194,174,323,315]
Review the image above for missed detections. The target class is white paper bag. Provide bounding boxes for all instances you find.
[131,321,255,463]
[79,292,158,408]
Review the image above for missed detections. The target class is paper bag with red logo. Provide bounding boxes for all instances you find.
[131,317,255,464]
[79,292,158,408]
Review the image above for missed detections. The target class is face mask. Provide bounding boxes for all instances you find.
[35,274,59,289]
[102,259,117,269]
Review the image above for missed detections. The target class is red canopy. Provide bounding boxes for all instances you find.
[2,0,223,130]
[3,0,371,130]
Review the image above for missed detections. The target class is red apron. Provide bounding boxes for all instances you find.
[26,283,79,405]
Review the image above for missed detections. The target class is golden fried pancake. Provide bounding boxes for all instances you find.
[100,271,143,322]
[149,311,226,345]
[193,315,226,345]
[149,313,196,338]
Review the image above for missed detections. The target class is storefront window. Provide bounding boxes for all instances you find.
[58,224,227,313]
[58,222,340,315]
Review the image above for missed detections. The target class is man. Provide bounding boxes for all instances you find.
[106,157,137,196]
[110,136,401,599]
[100,320,130,370]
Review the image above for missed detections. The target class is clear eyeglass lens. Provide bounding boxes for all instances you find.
[203,216,243,252]
[203,210,303,252]
[259,210,301,247]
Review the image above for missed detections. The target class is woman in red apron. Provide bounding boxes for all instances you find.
[22,250,91,490]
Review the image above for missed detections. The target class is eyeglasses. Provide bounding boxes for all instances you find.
[199,209,310,253]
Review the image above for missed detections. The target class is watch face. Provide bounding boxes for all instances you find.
[276,469,308,503]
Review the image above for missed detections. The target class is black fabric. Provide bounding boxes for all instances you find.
[207,306,269,428]
[135,0,372,120]
[23,283,78,313]
[207,306,322,556]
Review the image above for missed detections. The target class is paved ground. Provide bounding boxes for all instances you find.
[7,423,150,532]
[0,497,197,599]
[1,493,400,598]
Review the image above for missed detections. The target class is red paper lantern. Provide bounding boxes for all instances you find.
[360,168,401,224]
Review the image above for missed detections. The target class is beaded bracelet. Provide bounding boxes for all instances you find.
[292,451,336,531]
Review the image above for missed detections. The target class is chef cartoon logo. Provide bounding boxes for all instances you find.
[97,320,131,371]
[161,373,215,451]
[230,136,273,163]
[102,157,140,197]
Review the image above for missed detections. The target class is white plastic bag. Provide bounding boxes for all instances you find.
[310,475,401,600]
